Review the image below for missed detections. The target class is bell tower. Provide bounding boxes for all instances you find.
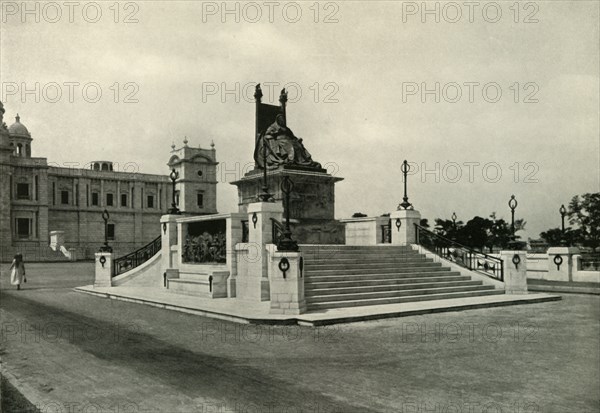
[167,137,218,215]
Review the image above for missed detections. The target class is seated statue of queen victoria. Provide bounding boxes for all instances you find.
[255,114,321,169]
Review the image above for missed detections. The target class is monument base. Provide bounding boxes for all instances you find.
[231,166,345,244]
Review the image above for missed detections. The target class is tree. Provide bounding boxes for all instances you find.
[540,227,580,247]
[433,218,463,243]
[461,216,493,251]
[568,193,600,251]
[487,215,512,252]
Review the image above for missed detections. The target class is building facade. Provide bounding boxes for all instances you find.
[0,102,218,261]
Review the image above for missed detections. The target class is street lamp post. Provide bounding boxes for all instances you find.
[559,204,568,246]
[451,211,457,241]
[398,160,413,210]
[98,209,112,252]
[508,195,518,236]
[507,195,521,249]
[167,168,181,214]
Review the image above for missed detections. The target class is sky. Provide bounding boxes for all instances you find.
[1,0,599,239]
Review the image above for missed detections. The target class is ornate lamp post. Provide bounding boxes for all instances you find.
[98,209,112,252]
[397,160,413,210]
[559,204,568,246]
[508,195,518,236]
[167,168,181,214]
[507,195,523,249]
[451,212,457,241]
[277,176,299,252]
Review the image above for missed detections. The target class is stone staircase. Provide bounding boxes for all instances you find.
[301,245,504,311]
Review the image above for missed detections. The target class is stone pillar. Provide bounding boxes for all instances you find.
[160,215,179,286]
[500,250,528,294]
[245,201,284,301]
[268,245,306,315]
[94,252,114,288]
[547,246,580,282]
[390,209,421,246]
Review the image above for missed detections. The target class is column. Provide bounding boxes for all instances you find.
[268,245,306,315]
[390,209,421,245]
[500,250,528,294]
[547,247,580,282]
[238,201,284,301]
[94,252,114,288]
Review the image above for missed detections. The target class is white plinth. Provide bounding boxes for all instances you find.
[390,209,421,245]
[500,250,528,294]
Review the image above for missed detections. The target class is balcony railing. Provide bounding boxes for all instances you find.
[415,224,504,281]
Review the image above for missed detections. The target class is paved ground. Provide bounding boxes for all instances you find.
[1,263,599,412]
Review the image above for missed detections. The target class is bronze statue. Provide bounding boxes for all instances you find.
[254,114,321,169]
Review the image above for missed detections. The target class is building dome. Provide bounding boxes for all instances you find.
[8,114,30,138]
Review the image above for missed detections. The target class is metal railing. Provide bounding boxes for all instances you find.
[113,236,161,277]
[271,218,284,245]
[415,224,504,281]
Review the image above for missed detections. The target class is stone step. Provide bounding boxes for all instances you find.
[306,270,456,283]
[305,265,447,276]
[305,274,471,289]
[302,249,421,256]
[307,289,505,310]
[300,245,413,250]
[305,259,434,270]
[305,259,441,268]
[306,280,484,296]
[306,285,495,304]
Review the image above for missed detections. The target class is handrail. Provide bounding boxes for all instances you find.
[270,218,284,245]
[414,224,504,281]
[113,235,161,277]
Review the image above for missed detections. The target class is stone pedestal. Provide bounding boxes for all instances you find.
[231,166,345,244]
[160,215,180,278]
[390,209,421,246]
[94,252,114,288]
[547,246,580,282]
[268,246,306,315]
[235,202,284,301]
[341,216,391,245]
[500,250,528,294]
[49,230,65,251]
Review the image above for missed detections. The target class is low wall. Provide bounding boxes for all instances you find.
[525,252,600,283]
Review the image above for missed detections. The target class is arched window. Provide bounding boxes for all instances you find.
[102,163,109,171]
[16,143,22,156]
[25,144,31,157]
[93,163,100,171]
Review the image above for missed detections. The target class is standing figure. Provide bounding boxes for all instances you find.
[9,254,26,290]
